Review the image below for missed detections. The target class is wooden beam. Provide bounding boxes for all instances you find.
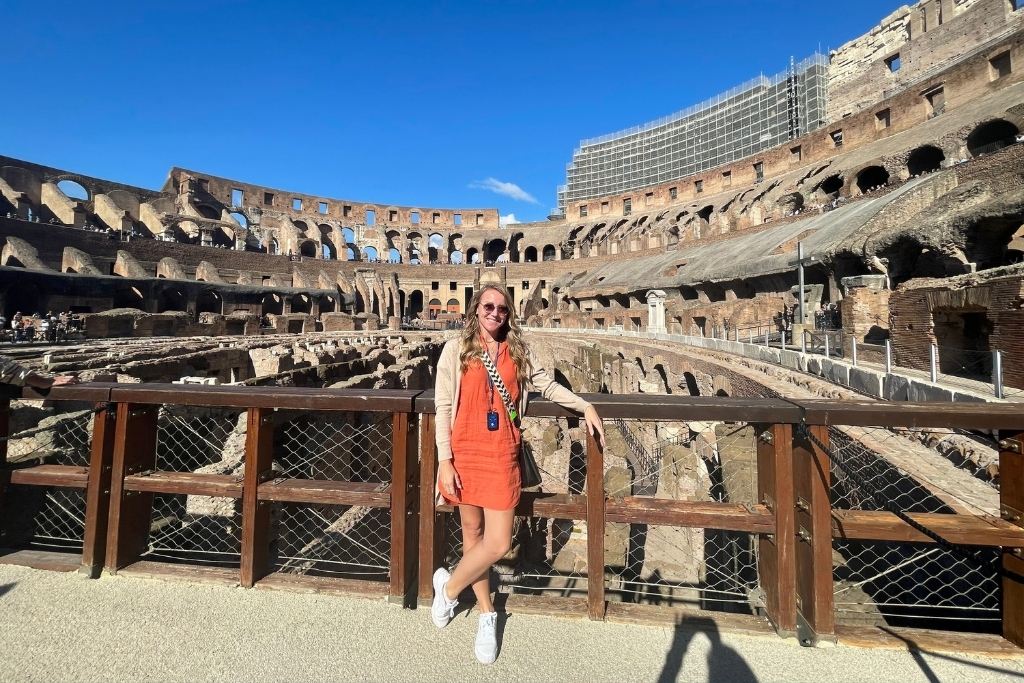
[999,429,1024,648]
[8,465,88,488]
[107,385,423,412]
[258,479,390,506]
[605,499,773,532]
[831,510,1024,546]
[104,403,158,572]
[586,430,605,621]
[123,472,242,498]
[757,422,796,636]
[241,407,274,588]
[389,411,419,606]
[516,492,587,519]
[794,399,1024,430]
[417,415,441,604]
[793,424,835,644]
[81,403,117,578]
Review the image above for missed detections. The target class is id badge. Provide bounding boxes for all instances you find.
[486,410,499,431]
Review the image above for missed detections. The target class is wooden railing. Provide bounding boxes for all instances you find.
[0,384,1022,648]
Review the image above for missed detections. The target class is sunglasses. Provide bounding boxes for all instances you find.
[480,302,510,317]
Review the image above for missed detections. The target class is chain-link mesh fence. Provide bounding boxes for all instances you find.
[271,503,391,580]
[141,493,241,567]
[820,424,1002,629]
[1,485,86,552]
[7,401,94,466]
[156,406,246,473]
[275,411,393,483]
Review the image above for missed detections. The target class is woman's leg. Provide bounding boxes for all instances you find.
[455,504,494,612]
[446,506,515,611]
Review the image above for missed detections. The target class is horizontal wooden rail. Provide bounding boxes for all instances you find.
[831,510,1024,547]
[123,472,243,498]
[436,492,587,519]
[8,464,88,488]
[258,479,391,506]
[606,499,774,533]
[793,399,1024,429]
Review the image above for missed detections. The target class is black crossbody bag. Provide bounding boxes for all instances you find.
[479,351,543,489]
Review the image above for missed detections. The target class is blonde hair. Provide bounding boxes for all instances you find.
[459,284,532,384]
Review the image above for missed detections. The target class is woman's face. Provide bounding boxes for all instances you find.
[477,288,510,339]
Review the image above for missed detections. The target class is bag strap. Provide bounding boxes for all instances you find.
[480,350,519,422]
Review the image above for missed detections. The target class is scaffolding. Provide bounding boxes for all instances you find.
[557,54,828,213]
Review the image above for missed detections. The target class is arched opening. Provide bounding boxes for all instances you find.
[855,166,890,194]
[299,241,318,258]
[450,250,464,264]
[113,287,145,310]
[56,179,89,201]
[388,247,401,262]
[428,233,443,263]
[291,294,312,314]
[428,297,442,319]
[269,239,280,255]
[3,286,41,319]
[542,244,556,261]
[342,227,356,261]
[818,174,843,195]
[485,239,506,263]
[778,192,805,215]
[682,372,700,396]
[293,220,309,235]
[965,215,1024,270]
[907,145,945,176]
[408,290,424,319]
[157,288,187,313]
[524,246,538,262]
[448,233,463,263]
[967,119,1019,157]
[680,286,698,301]
[446,298,459,314]
[363,246,379,262]
[262,293,283,316]
[407,232,423,264]
[211,227,234,248]
[319,295,337,313]
[230,212,248,229]
[467,248,480,264]
[196,290,222,315]
[321,238,337,260]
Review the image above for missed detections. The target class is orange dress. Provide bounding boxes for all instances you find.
[443,345,521,510]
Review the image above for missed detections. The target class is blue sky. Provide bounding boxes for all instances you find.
[2,1,903,223]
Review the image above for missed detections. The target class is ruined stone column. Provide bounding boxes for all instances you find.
[646,289,667,334]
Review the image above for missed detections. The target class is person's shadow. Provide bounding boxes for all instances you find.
[657,615,758,683]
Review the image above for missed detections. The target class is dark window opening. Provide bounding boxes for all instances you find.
[622,198,632,216]
[754,162,764,181]
[819,174,843,195]
[292,198,302,211]
[722,170,732,186]
[875,108,891,129]
[318,202,328,215]
[263,192,274,206]
[855,166,890,194]
[924,87,945,118]
[454,213,462,226]
[885,53,901,72]
[579,205,588,218]
[907,145,945,176]
[669,187,677,200]
[990,51,1012,80]
[695,180,704,193]
[476,213,484,226]
[830,130,844,147]
[343,205,352,218]
[231,188,243,206]
[791,145,802,161]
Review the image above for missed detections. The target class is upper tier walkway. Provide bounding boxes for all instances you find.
[1,563,1022,683]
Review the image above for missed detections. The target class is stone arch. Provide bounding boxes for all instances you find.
[967,118,1019,157]
[542,244,556,261]
[855,166,890,194]
[291,294,312,314]
[428,233,444,263]
[262,293,283,316]
[777,192,804,214]
[448,233,464,263]
[363,246,379,261]
[816,174,844,195]
[157,287,187,313]
[486,238,507,263]
[408,290,424,318]
[682,372,700,396]
[523,245,538,262]
[467,247,480,264]
[56,179,90,201]
[113,286,145,310]
[196,290,222,315]
[906,145,945,176]
[318,295,337,313]
[298,240,318,258]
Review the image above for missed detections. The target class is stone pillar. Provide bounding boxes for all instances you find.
[646,289,667,333]
[923,0,938,31]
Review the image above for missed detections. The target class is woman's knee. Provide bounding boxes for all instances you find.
[461,522,484,546]
[482,533,512,560]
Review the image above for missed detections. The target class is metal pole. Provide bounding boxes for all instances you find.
[764,330,769,348]
[851,338,858,367]
[801,330,806,354]
[929,343,938,383]
[885,340,892,374]
[797,240,805,325]
[749,329,753,344]
[781,331,787,351]
[994,350,1004,399]
[824,332,830,358]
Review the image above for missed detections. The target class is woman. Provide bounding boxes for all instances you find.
[431,284,605,664]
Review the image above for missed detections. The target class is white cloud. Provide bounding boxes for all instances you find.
[499,213,519,227]
[468,177,538,204]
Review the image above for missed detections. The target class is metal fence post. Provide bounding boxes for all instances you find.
[994,350,1004,399]
[824,333,830,358]
[781,331,787,351]
[930,344,938,383]
[764,330,769,348]
[851,338,858,367]
[885,340,892,374]
[800,330,806,354]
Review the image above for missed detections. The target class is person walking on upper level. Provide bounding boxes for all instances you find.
[431,284,605,664]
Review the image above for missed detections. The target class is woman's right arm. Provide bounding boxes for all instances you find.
[434,341,462,495]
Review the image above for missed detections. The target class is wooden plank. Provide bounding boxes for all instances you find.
[255,571,389,598]
[258,479,391,506]
[504,594,589,618]
[757,422,796,636]
[516,492,587,519]
[123,472,242,498]
[104,403,158,572]
[795,399,1024,430]
[81,403,117,578]
[241,407,274,588]
[389,411,418,606]
[831,510,1024,547]
[8,465,88,488]
[18,383,115,403]
[606,602,773,635]
[417,415,440,603]
[793,424,835,643]
[605,499,773,532]
[1000,429,1024,648]
[525,394,804,424]
[0,548,81,572]
[117,560,239,587]
[108,384,423,412]
[836,624,1024,657]
[586,431,606,621]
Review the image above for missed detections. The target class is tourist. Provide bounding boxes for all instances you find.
[0,354,78,388]
[431,284,605,664]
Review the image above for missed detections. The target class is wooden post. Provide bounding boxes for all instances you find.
[241,407,274,588]
[756,422,796,636]
[792,424,835,645]
[80,403,117,578]
[417,415,442,605]
[104,403,158,572]
[389,411,419,606]
[586,430,605,621]
[999,429,1024,648]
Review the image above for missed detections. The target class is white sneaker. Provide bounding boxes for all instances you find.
[431,567,458,628]
[475,611,498,664]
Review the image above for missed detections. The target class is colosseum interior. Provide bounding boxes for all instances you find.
[2,0,1024,644]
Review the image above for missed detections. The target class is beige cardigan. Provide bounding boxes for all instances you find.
[434,338,593,462]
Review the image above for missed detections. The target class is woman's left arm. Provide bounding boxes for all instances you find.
[528,354,605,449]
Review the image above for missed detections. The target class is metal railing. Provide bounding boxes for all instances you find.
[0,383,1022,649]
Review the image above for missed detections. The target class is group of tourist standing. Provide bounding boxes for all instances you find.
[1,311,79,344]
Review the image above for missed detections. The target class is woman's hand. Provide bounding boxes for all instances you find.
[438,459,462,498]
[583,405,606,450]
